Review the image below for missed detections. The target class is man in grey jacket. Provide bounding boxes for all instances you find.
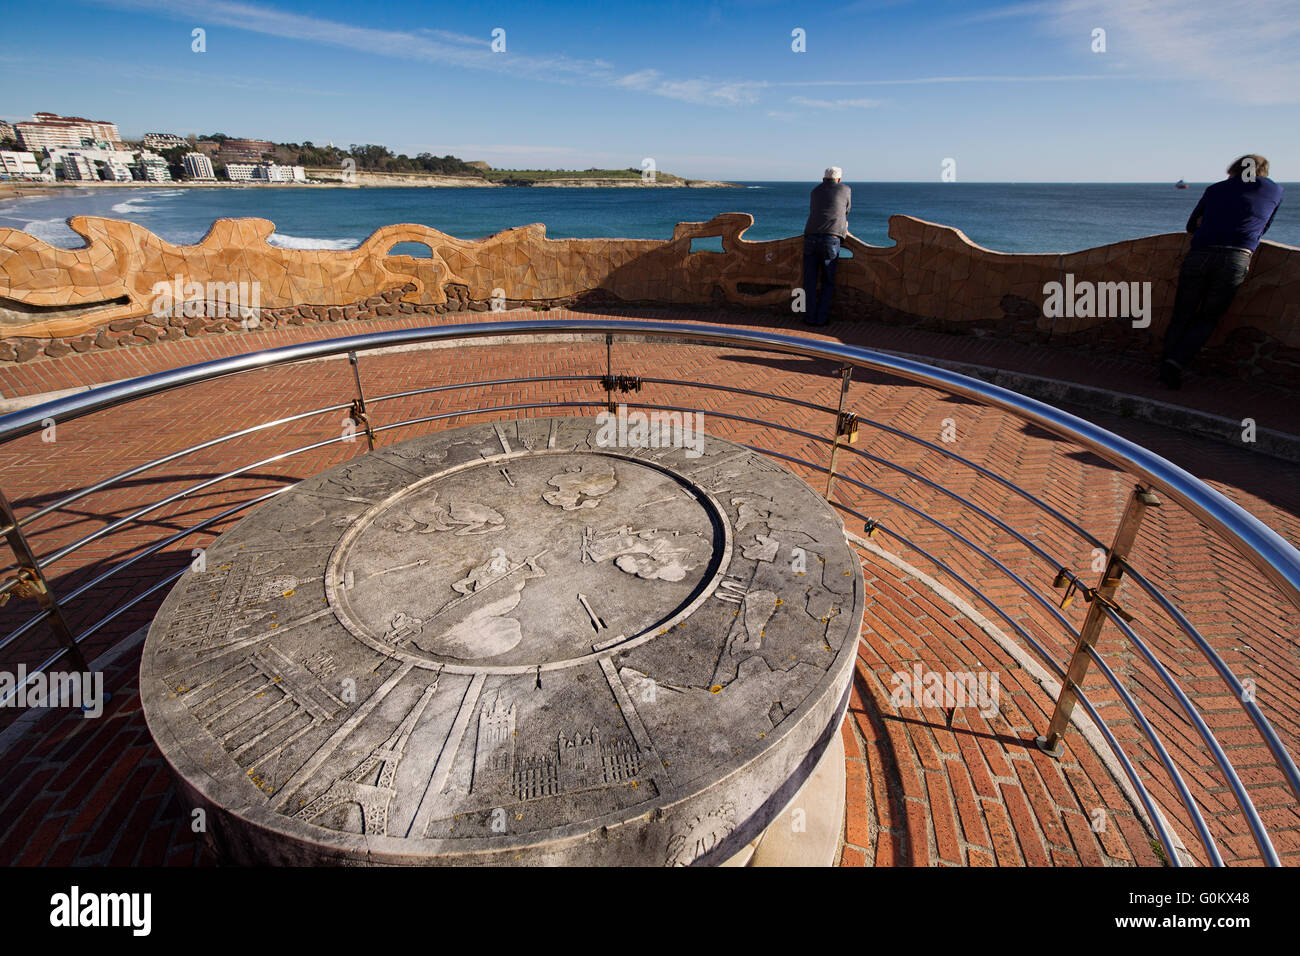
[801,166,851,327]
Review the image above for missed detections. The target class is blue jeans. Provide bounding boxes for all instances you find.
[801,233,841,325]
[1161,246,1251,367]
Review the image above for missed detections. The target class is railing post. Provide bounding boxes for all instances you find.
[605,333,615,412]
[0,485,92,674]
[347,351,376,452]
[824,365,857,502]
[1037,483,1161,755]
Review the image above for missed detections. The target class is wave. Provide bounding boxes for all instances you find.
[23,218,83,248]
[267,233,361,250]
[111,197,154,214]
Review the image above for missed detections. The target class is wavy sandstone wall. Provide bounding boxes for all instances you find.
[1,213,1297,385]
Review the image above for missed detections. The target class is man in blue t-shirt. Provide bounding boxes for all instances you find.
[1159,154,1283,388]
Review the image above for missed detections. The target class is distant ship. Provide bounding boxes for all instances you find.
[1175,179,1188,189]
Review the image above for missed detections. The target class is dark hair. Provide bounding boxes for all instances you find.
[1227,154,1269,179]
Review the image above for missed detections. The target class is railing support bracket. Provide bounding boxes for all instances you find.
[1038,483,1160,756]
[347,351,376,452]
[0,486,92,673]
[824,366,855,502]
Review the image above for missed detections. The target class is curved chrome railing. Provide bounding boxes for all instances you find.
[0,318,1297,867]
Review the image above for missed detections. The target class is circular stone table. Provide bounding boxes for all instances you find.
[142,417,864,865]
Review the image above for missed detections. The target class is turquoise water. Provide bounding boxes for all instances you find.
[2,182,1296,254]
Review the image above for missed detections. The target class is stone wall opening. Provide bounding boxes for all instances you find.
[386,241,434,259]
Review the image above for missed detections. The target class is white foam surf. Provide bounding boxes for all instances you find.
[266,233,361,250]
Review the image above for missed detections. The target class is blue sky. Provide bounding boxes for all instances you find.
[2,0,1296,181]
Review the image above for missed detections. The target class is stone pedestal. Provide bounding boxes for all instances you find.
[142,417,863,865]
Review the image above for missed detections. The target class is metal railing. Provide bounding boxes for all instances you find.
[1,318,1297,867]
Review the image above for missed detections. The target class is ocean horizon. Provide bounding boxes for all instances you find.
[2,181,1297,255]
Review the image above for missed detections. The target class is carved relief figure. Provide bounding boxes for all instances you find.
[453,547,510,595]
[581,525,697,582]
[376,490,505,536]
[543,464,617,511]
[383,611,426,648]
[412,551,546,659]
[667,803,737,866]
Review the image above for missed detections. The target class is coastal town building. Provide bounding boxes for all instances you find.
[134,154,173,182]
[42,146,136,179]
[101,158,134,182]
[16,122,88,151]
[142,132,190,151]
[224,162,307,183]
[265,163,306,183]
[183,152,216,181]
[58,152,97,181]
[0,151,41,178]
[15,113,122,151]
[224,162,259,182]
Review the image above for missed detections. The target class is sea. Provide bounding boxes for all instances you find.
[2,182,1297,255]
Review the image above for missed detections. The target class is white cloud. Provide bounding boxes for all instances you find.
[414,28,490,47]
[93,0,758,107]
[950,1,1059,24]
[615,69,766,106]
[779,74,1132,87]
[965,0,1300,105]
[789,96,884,109]
[96,0,607,79]
[1060,0,1300,104]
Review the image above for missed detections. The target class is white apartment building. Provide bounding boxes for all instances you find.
[16,123,87,151]
[183,152,216,180]
[135,154,173,182]
[0,151,41,177]
[43,146,135,175]
[59,152,97,181]
[102,159,133,182]
[224,162,259,182]
[142,132,189,151]
[15,113,122,151]
[272,164,306,182]
[225,162,307,183]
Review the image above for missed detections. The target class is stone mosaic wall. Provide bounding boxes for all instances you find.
[1,212,1297,385]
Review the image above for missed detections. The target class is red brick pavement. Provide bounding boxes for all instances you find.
[1,306,1296,867]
